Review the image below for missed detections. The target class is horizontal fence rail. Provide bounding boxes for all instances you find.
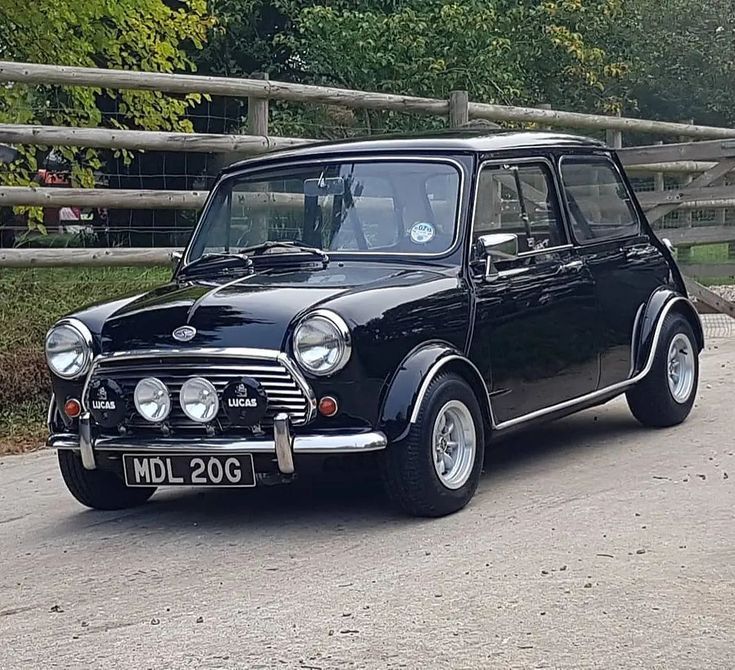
[0,122,727,175]
[0,61,449,116]
[0,124,308,154]
[5,184,735,215]
[0,247,179,267]
[0,186,207,209]
[619,140,735,165]
[3,60,735,139]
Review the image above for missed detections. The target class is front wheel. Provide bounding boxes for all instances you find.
[58,450,156,510]
[626,312,699,427]
[380,372,485,517]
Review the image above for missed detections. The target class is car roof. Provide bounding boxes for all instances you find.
[223,130,607,173]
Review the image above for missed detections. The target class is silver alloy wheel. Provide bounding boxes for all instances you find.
[667,333,695,404]
[431,400,477,490]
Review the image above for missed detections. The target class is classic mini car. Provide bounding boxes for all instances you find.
[45,131,703,517]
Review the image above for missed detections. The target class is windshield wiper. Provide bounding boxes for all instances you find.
[239,241,330,266]
[180,252,253,275]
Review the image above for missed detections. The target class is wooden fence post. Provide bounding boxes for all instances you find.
[538,103,552,131]
[679,120,694,233]
[606,111,623,148]
[448,91,469,128]
[653,141,665,193]
[247,72,269,136]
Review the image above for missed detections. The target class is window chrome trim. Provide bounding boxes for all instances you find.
[81,347,317,424]
[409,297,694,432]
[468,156,572,265]
[181,155,468,270]
[557,153,642,247]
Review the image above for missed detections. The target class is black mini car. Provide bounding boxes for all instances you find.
[45,131,703,517]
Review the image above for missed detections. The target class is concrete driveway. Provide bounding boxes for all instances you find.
[1,339,733,669]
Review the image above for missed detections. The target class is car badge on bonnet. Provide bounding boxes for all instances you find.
[172,325,197,342]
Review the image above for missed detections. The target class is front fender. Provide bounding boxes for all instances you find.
[378,341,492,443]
[634,287,704,374]
[378,342,462,442]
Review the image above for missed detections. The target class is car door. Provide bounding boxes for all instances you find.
[558,154,671,387]
[468,157,599,426]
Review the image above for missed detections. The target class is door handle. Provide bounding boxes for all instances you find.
[495,266,532,280]
[625,246,650,259]
[560,259,584,272]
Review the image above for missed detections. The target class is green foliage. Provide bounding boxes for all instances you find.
[609,0,735,126]
[197,1,628,138]
[0,0,212,228]
[0,266,170,352]
[279,0,622,103]
[0,267,169,447]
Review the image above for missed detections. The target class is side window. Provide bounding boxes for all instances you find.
[560,157,640,243]
[473,162,566,253]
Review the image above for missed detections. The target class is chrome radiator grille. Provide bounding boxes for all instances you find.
[85,352,313,432]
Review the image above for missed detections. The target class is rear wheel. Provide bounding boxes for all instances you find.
[626,313,699,427]
[380,373,484,517]
[58,450,156,510]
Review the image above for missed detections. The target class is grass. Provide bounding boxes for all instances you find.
[0,266,169,453]
[677,243,735,285]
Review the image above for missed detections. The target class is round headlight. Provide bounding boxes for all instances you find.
[180,377,219,423]
[45,320,93,379]
[134,377,171,423]
[293,311,351,376]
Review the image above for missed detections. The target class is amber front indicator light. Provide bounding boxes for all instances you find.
[63,398,82,418]
[318,396,339,417]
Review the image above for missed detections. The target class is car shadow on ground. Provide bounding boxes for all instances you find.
[51,405,648,535]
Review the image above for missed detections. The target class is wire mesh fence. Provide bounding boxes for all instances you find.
[700,313,735,338]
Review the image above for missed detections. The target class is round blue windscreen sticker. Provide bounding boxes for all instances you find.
[410,222,436,244]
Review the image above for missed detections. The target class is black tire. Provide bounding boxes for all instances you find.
[380,372,485,517]
[58,450,156,510]
[626,313,699,428]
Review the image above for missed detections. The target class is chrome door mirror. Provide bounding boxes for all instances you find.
[170,250,183,271]
[476,233,519,261]
[475,233,520,279]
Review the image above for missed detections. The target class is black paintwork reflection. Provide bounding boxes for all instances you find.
[470,248,599,423]
[297,270,470,431]
[576,236,670,387]
[97,264,440,353]
[51,261,470,433]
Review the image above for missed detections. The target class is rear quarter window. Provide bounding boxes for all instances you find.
[560,157,640,244]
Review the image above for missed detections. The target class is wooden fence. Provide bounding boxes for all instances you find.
[1,59,735,298]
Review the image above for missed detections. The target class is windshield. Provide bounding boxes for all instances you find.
[186,160,462,262]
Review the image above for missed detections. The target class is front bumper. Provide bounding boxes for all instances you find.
[48,413,388,475]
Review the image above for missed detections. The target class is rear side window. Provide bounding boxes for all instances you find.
[560,157,640,244]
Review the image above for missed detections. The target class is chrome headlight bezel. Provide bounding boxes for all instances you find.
[292,310,352,377]
[44,318,94,380]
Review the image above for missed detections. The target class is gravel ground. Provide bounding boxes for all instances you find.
[0,339,733,670]
[709,284,735,302]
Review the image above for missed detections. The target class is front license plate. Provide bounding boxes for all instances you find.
[123,454,256,488]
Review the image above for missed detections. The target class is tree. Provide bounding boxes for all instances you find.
[0,0,212,228]
[195,1,627,138]
[608,0,735,127]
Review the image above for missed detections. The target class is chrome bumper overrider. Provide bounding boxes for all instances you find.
[48,413,388,475]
